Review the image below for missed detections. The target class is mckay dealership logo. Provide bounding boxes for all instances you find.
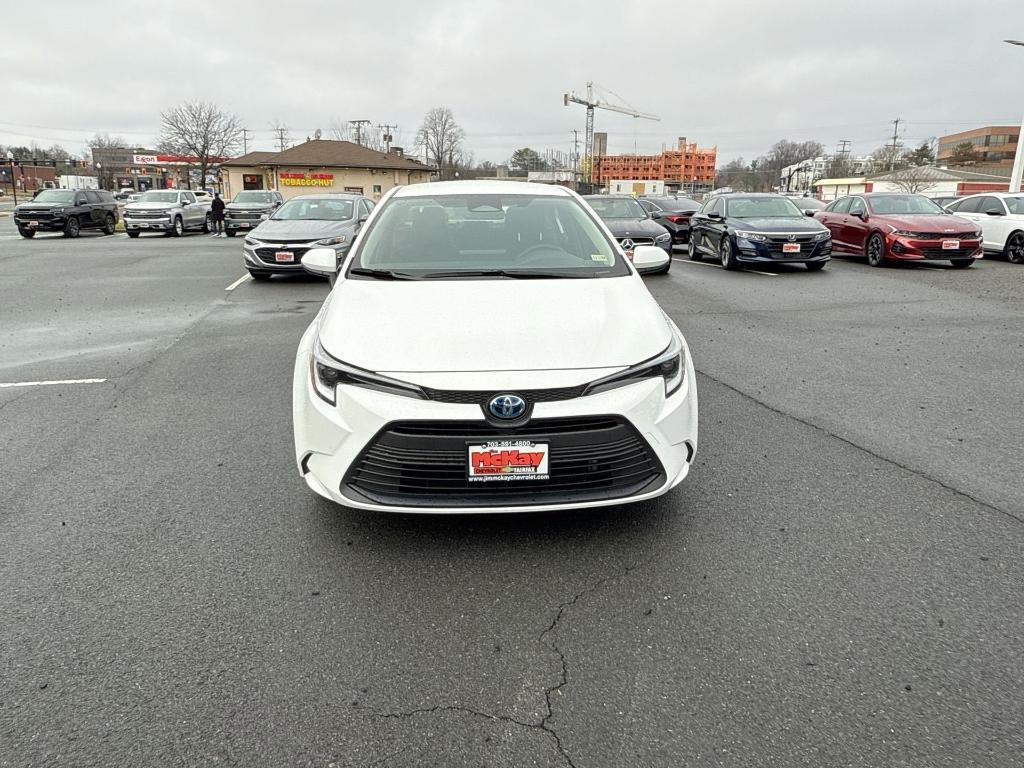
[467,441,550,482]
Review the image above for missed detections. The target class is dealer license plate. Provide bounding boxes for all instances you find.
[782,243,800,253]
[239,223,251,228]
[467,441,550,482]
[29,220,39,228]
[275,251,294,262]
[941,239,959,250]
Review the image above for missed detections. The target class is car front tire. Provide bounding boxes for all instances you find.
[17,227,35,238]
[63,216,80,238]
[1004,232,1024,264]
[720,235,738,270]
[866,233,887,267]
[170,217,183,237]
[102,213,116,235]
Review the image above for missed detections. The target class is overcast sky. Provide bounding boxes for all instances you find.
[1,0,1022,165]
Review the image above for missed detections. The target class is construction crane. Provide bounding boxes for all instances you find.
[564,82,659,184]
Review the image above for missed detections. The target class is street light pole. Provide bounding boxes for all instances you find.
[1005,40,1024,193]
[6,150,16,206]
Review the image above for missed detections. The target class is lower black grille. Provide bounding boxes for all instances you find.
[344,416,665,507]
[421,385,587,404]
[255,246,310,265]
[765,238,829,258]
[916,246,974,259]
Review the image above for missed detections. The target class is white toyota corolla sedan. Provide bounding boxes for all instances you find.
[292,181,698,513]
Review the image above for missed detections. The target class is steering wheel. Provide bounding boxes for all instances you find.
[516,244,578,267]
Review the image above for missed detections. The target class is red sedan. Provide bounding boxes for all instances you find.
[815,193,983,268]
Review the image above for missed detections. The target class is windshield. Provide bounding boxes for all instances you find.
[29,190,75,204]
[233,192,275,205]
[726,196,804,218]
[138,191,179,203]
[350,194,627,279]
[273,198,354,221]
[585,197,648,219]
[1004,196,1024,215]
[867,195,944,215]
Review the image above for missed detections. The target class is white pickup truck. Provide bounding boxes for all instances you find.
[123,189,213,238]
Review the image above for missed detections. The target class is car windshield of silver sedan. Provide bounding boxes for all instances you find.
[138,191,179,203]
[273,198,353,221]
[586,197,648,219]
[726,197,804,218]
[868,195,944,215]
[350,194,627,279]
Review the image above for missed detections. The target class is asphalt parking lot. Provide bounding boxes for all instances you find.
[2,220,1023,767]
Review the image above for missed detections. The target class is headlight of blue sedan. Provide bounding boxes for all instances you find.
[734,230,767,242]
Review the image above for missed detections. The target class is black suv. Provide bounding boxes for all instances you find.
[13,189,119,238]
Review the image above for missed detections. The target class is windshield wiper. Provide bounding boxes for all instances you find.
[348,268,420,281]
[418,269,591,280]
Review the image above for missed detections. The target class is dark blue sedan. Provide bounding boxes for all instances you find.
[687,193,832,271]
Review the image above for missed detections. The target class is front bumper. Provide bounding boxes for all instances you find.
[735,236,832,263]
[14,215,65,231]
[292,323,699,513]
[244,241,346,274]
[124,216,174,231]
[887,235,982,261]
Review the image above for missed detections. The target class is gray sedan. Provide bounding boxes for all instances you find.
[242,193,374,281]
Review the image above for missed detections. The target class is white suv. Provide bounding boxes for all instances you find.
[944,193,1024,264]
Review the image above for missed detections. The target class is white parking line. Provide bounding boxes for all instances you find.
[225,274,251,291]
[672,258,777,276]
[0,378,108,389]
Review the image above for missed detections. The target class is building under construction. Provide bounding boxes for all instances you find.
[593,137,717,191]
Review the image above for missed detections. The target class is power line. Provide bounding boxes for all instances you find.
[349,120,371,146]
[377,123,397,152]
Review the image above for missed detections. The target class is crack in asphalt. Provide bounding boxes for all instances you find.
[377,564,639,768]
[694,369,1024,526]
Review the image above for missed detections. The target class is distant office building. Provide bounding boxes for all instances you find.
[937,126,1020,165]
[592,137,717,188]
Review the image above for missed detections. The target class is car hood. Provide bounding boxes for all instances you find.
[728,216,827,232]
[251,219,354,239]
[317,276,672,374]
[125,202,177,211]
[600,218,667,238]
[226,203,273,211]
[873,214,976,233]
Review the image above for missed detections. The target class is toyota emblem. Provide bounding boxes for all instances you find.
[488,394,527,420]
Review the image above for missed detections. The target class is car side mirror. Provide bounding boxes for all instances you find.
[631,244,669,269]
[301,247,338,277]
[804,209,816,217]
[707,211,722,220]
[357,216,368,227]
[650,211,664,219]
[986,208,1004,216]
[852,211,866,220]
[260,213,269,221]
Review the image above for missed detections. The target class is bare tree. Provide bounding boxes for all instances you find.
[328,118,350,142]
[88,132,128,152]
[885,168,936,195]
[159,101,242,189]
[416,107,465,179]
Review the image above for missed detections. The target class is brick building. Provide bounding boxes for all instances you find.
[937,126,1020,166]
[593,137,717,189]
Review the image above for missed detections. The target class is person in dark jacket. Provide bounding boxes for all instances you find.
[210,192,225,237]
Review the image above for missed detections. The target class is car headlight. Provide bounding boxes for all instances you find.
[734,230,767,242]
[973,230,983,239]
[889,228,918,237]
[813,230,831,241]
[52,207,64,215]
[654,232,671,243]
[314,235,347,247]
[244,237,258,246]
[582,332,685,397]
[310,338,426,404]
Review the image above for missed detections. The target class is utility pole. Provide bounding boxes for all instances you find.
[378,124,397,153]
[273,125,290,152]
[349,120,371,146]
[240,128,251,155]
[889,118,902,171]
[837,139,851,159]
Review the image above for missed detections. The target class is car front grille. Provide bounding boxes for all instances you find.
[617,237,655,247]
[420,385,588,405]
[127,211,169,219]
[254,246,311,265]
[901,232,977,240]
[343,416,666,507]
[17,210,54,220]
[762,234,829,258]
[916,246,976,259]
[226,210,267,220]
